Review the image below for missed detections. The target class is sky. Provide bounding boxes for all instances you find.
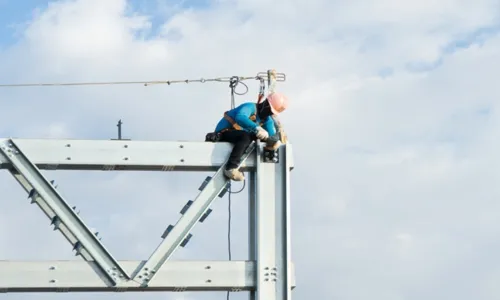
[0,0,500,299]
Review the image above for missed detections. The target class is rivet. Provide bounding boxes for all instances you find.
[50,279,56,283]
[180,159,184,162]
[66,144,71,147]
[49,266,56,270]
[124,145,128,148]
[206,279,211,283]
[179,145,184,148]
[66,157,71,160]
[124,157,129,160]
[206,266,211,269]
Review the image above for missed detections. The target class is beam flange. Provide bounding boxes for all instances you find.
[0,260,295,292]
[0,138,294,171]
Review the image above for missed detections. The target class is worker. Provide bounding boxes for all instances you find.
[210,92,289,181]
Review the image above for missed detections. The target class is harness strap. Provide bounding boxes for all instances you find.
[224,112,260,129]
[223,112,243,130]
[223,103,262,131]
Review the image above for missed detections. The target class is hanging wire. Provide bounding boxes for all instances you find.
[225,74,252,300]
[226,180,246,300]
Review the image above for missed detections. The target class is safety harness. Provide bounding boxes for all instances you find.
[222,107,287,143]
[222,104,263,132]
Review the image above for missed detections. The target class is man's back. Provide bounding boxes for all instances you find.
[215,102,275,134]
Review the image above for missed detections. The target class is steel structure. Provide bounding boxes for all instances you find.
[0,138,295,299]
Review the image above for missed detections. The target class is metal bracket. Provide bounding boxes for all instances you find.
[263,148,279,163]
[256,71,286,82]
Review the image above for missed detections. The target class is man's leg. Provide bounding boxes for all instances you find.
[219,130,254,181]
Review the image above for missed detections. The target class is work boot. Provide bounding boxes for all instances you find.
[224,168,245,181]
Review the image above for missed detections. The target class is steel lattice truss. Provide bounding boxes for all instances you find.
[0,138,295,299]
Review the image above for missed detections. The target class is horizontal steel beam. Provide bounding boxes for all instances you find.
[0,260,295,292]
[0,138,294,172]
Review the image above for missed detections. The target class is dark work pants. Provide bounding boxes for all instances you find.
[219,130,255,169]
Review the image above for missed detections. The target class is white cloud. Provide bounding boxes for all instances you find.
[1,0,500,299]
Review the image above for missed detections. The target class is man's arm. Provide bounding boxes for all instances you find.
[262,116,277,137]
[234,103,259,132]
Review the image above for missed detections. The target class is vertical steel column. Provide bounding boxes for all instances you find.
[255,143,292,300]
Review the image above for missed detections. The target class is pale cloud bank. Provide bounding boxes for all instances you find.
[0,0,500,300]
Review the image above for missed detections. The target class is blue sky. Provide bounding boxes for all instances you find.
[0,0,212,47]
[0,0,47,46]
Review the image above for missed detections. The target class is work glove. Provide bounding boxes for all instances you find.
[255,127,269,140]
[265,140,281,151]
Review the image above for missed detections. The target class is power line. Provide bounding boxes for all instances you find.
[0,72,285,88]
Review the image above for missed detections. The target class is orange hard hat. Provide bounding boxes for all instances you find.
[267,92,288,114]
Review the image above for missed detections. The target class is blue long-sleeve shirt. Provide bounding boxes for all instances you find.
[215,102,277,136]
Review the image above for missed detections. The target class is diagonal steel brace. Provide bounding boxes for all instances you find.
[0,139,129,285]
[133,143,256,286]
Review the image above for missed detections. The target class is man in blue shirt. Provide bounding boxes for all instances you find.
[212,92,289,181]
